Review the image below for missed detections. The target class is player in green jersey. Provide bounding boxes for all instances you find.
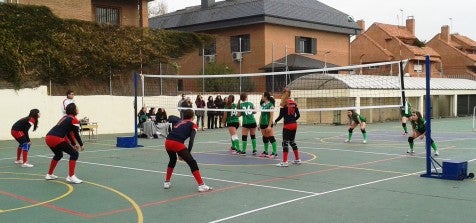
[258,92,278,158]
[407,111,439,156]
[400,98,412,135]
[221,95,241,154]
[344,110,367,144]
[237,93,258,155]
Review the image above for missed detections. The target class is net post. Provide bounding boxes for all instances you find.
[421,55,440,178]
[134,71,138,146]
[399,60,406,104]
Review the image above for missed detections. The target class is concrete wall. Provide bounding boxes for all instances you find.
[0,86,138,140]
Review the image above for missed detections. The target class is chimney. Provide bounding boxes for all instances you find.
[356,20,365,32]
[201,0,215,9]
[441,25,450,42]
[405,16,415,35]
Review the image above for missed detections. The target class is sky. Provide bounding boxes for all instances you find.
[154,0,475,42]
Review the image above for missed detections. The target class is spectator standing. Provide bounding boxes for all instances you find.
[206,96,216,129]
[214,95,224,128]
[195,95,206,131]
[177,93,186,118]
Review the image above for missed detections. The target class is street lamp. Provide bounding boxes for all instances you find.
[323,51,330,74]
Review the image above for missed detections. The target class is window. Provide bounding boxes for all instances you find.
[295,36,317,54]
[414,64,423,73]
[230,34,250,52]
[199,42,216,56]
[95,6,120,25]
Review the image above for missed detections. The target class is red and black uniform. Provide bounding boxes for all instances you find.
[11,117,36,144]
[11,117,37,163]
[274,99,301,162]
[164,119,204,185]
[45,115,83,177]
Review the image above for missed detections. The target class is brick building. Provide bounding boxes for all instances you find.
[1,0,150,27]
[351,18,442,77]
[149,0,360,92]
[427,25,476,80]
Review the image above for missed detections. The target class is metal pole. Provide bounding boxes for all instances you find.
[239,37,242,93]
[424,55,432,175]
[202,47,205,93]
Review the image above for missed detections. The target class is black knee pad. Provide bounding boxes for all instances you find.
[361,129,366,134]
[269,136,276,143]
[290,141,297,150]
[408,137,414,143]
[242,135,248,141]
[282,141,289,152]
[348,128,354,133]
[250,134,256,140]
[402,123,406,128]
[262,136,269,143]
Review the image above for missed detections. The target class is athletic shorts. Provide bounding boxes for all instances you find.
[283,123,297,131]
[259,124,273,129]
[45,135,66,148]
[242,123,257,129]
[227,122,239,130]
[165,139,187,153]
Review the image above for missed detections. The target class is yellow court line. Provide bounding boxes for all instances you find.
[85,181,144,223]
[0,178,73,213]
[0,172,143,223]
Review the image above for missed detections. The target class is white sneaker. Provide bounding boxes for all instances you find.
[362,140,367,144]
[21,163,34,168]
[293,159,302,165]
[45,174,58,180]
[406,149,414,154]
[198,184,212,192]
[164,181,171,189]
[14,160,22,164]
[66,175,83,184]
[434,150,439,156]
[276,162,289,167]
[344,139,351,143]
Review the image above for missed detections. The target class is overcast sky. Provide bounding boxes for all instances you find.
[156,0,475,41]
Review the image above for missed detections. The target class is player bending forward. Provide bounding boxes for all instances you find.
[344,110,367,144]
[407,111,439,156]
[163,109,212,192]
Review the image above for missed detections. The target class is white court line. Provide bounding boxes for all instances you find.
[35,156,318,195]
[210,157,476,223]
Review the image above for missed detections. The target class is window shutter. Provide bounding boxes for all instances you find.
[311,38,317,54]
[295,36,301,53]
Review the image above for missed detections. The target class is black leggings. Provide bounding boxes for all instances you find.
[50,142,79,161]
[167,149,199,172]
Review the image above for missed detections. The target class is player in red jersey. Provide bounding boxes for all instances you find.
[163,109,212,192]
[11,109,40,167]
[44,103,84,184]
[274,88,301,167]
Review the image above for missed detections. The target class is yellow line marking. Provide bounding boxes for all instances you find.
[0,178,73,213]
[85,181,143,223]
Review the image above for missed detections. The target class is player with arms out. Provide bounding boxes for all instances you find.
[400,98,412,135]
[407,111,439,156]
[344,109,367,144]
[163,109,212,192]
[45,103,84,184]
[274,88,301,167]
[11,109,40,167]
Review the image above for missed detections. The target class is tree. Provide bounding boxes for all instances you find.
[148,0,168,18]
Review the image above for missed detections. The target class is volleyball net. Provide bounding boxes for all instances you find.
[136,59,407,125]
